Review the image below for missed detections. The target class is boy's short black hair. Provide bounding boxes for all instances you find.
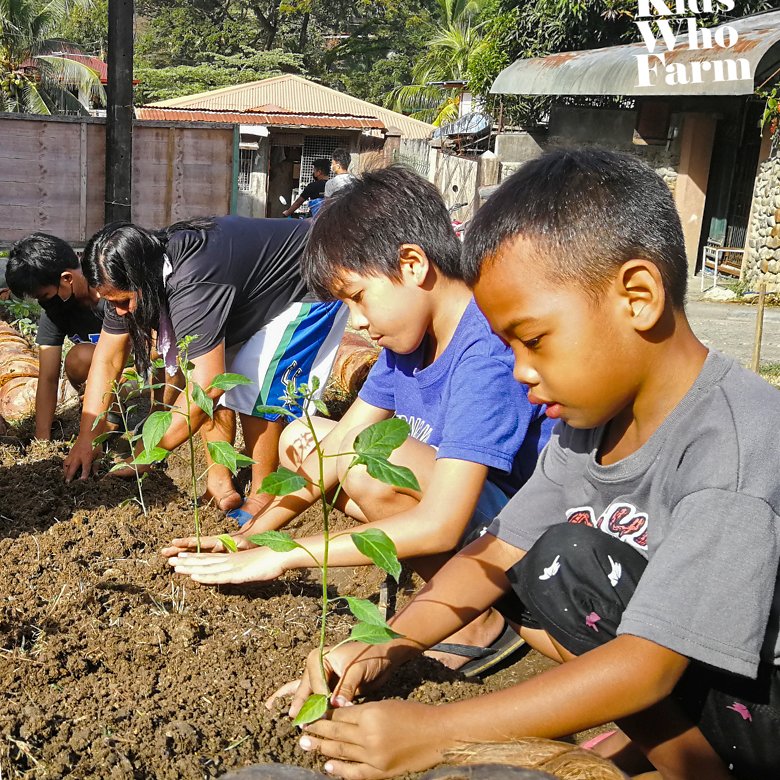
[6,233,80,299]
[303,165,462,300]
[331,148,351,171]
[462,147,688,309]
[312,159,330,176]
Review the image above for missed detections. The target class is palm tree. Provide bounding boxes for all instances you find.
[1,0,105,115]
[385,0,490,126]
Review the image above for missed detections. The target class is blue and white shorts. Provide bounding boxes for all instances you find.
[220,300,349,420]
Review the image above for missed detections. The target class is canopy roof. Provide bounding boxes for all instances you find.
[492,9,780,97]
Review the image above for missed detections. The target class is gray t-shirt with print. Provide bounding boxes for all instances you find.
[489,350,780,679]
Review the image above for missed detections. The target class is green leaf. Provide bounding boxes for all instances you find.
[292,693,329,727]
[218,534,239,553]
[122,368,141,383]
[355,455,420,492]
[192,383,213,419]
[142,411,172,452]
[349,621,403,644]
[207,441,256,476]
[92,411,108,429]
[343,597,389,627]
[350,529,402,582]
[254,404,297,419]
[354,418,410,458]
[92,431,113,446]
[246,530,302,553]
[309,375,321,393]
[209,373,253,392]
[313,399,330,417]
[132,446,169,465]
[260,467,307,495]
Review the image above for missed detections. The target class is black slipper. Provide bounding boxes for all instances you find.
[430,621,527,678]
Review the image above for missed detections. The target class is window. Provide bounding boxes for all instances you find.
[238,148,254,192]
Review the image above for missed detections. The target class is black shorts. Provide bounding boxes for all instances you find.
[505,523,780,779]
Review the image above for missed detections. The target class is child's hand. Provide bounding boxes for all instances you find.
[166,546,286,584]
[299,700,448,779]
[160,534,255,558]
[266,641,401,718]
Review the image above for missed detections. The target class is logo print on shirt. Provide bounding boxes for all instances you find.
[396,414,432,443]
[565,502,648,552]
[538,555,561,580]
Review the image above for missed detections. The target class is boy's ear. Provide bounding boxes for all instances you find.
[615,259,666,332]
[398,244,430,287]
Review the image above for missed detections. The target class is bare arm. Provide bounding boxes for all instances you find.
[34,345,62,440]
[64,330,130,481]
[282,195,306,217]
[300,636,691,780]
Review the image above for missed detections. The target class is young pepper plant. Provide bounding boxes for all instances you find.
[220,377,419,726]
[93,335,256,546]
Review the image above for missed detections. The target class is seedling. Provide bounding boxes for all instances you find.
[224,377,419,726]
[92,335,256,545]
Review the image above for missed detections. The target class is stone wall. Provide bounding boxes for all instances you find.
[744,133,780,293]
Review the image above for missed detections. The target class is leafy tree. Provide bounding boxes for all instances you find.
[134,48,303,103]
[384,0,492,125]
[55,0,107,56]
[1,0,106,114]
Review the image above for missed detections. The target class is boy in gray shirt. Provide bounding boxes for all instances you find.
[271,148,779,780]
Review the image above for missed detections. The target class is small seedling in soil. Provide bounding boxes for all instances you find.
[226,377,419,726]
[92,335,255,544]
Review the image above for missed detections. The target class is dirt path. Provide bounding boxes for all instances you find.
[686,291,780,367]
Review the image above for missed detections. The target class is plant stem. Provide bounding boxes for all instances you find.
[303,400,331,695]
[181,351,200,553]
[115,380,147,516]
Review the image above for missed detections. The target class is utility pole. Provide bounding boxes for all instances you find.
[105,0,134,223]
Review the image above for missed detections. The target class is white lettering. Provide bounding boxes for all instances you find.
[713,25,738,48]
[635,19,678,52]
[636,53,664,86]
[637,0,674,16]
[666,62,690,85]
[712,58,752,82]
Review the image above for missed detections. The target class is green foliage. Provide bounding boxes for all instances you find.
[134,50,304,104]
[292,693,329,727]
[1,0,106,115]
[260,466,308,495]
[0,297,40,341]
[248,378,410,725]
[206,440,256,475]
[758,83,780,137]
[350,528,402,581]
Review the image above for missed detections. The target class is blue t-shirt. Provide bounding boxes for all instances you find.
[358,298,554,496]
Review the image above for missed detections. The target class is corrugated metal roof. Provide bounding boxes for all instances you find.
[136,106,385,130]
[151,74,433,138]
[492,9,780,97]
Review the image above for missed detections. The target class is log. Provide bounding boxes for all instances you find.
[329,331,380,395]
[443,738,627,780]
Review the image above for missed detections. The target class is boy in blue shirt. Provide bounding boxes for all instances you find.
[269,149,780,779]
[164,166,553,675]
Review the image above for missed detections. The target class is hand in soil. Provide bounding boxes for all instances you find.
[299,700,448,779]
[63,437,101,482]
[266,641,398,718]
[167,546,286,583]
[160,533,256,557]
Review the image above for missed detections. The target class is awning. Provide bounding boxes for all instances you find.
[492,9,780,97]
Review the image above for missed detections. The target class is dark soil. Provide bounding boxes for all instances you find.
[0,432,589,779]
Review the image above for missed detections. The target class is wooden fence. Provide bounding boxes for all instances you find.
[0,113,237,247]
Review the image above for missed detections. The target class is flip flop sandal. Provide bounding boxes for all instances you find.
[431,621,528,678]
[227,506,254,528]
[580,730,617,751]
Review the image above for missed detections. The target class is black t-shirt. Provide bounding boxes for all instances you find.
[36,296,106,347]
[300,179,326,201]
[102,216,314,359]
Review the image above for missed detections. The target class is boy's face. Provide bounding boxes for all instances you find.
[336,268,428,355]
[473,238,639,429]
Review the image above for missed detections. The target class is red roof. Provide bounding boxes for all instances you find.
[135,105,385,130]
[59,54,108,83]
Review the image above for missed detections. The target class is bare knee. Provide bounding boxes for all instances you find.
[64,343,95,387]
[279,418,314,469]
